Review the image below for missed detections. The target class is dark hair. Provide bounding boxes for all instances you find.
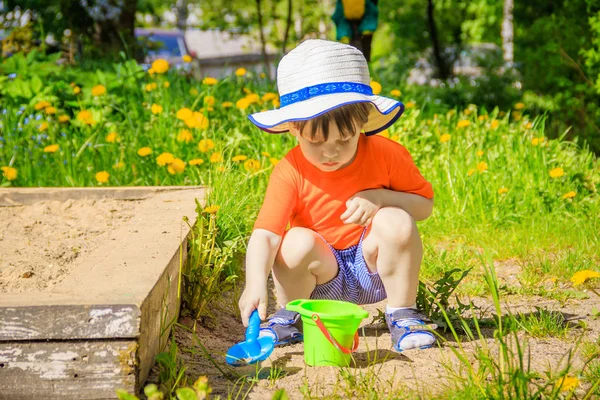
[292,102,372,141]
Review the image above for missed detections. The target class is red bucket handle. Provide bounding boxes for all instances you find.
[312,314,359,354]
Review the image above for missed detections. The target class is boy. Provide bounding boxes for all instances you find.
[240,39,436,352]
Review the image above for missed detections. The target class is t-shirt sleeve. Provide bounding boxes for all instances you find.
[385,142,434,199]
[253,157,298,236]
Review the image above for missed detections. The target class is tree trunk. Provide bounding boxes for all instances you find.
[282,0,293,54]
[426,0,450,80]
[176,0,188,31]
[255,0,272,77]
[502,0,514,64]
[93,1,137,59]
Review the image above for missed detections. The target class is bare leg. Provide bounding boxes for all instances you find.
[272,227,339,307]
[361,207,423,308]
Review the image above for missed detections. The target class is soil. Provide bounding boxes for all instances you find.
[0,198,143,293]
[146,277,600,399]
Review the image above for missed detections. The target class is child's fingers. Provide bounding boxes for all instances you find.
[241,305,255,327]
[258,300,267,321]
[343,207,365,224]
[341,199,359,220]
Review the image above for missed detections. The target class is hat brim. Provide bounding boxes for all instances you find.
[248,93,404,136]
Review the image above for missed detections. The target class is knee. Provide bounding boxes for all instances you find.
[275,227,320,270]
[371,207,418,248]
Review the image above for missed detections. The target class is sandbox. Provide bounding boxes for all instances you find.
[0,187,205,399]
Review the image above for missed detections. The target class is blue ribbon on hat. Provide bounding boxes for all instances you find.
[280,82,373,107]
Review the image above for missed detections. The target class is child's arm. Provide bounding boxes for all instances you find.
[342,189,433,226]
[239,228,282,327]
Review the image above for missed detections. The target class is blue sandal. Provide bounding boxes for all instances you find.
[385,308,437,352]
[258,309,304,346]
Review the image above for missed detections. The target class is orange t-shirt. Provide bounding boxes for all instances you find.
[253,134,434,250]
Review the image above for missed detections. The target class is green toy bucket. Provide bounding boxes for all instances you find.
[286,299,369,366]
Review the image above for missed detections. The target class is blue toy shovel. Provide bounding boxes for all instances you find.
[226,310,275,366]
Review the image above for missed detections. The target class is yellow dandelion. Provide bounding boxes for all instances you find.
[531,138,540,146]
[148,68,155,76]
[1,166,17,181]
[58,115,70,123]
[405,101,416,109]
[199,106,214,113]
[446,109,456,117]
[370,80,382,95]
[562,191,576,199]
[243,159,261,172]
[232,155,248,162]
[272,99,281,108]
[204,95,216,107]
[151,59,169,74]
[261,92,278,102]
[114,161,125,169]
[156,152,175,166]
[203,205,220,214]
[189,158,204,166]
[556,376,579,392]
[514,102,525,110]
[390,89,401,97]
[176,107,193,121]
[167,158,186,175]
[44,144,59,153]
[391,135,399,141]
[467,169,476,177]
[498,187,509,195]
[106,132,119,143]
[91,85,106,96]
[525,122,532,129]
[478,115,488,121]
[259,72,266,79]
[222,101,234,108]
[216,166,227,172]
[378,129,390,138]
[95,171,110,184]
[236,98,251,110]
[549,168,564,178]
[163,81,170,88]
[189,88,199,96]
[77,110,94,125]
[38,122,49,132]
[476,150,484,157]
[570,270,600,286]
[491,119,499,129]
[182,54,192,63]
[145,82,158,92]
[243,87,252,94]
[235,67,247,76]
[45,106,57,115]
[440,133,451,143]
[185,112,209,129]
[198,139,215,153]
[202,76,218,85]
[137,147,152,157]
[210,152,223,163]
[151,103,163,115]
[498,111,506,117]
[457,120,470,128]
[477,161,488,173]
[34,101,51,110]
[269,157,280,166]
[261,151,271,157]
[512,111,522,121]
[73,86,81,95]
[245,93,260,104]
[177,129,194,143]
[464,109,472,116]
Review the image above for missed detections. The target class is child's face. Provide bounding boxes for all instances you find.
[290,120,362,172]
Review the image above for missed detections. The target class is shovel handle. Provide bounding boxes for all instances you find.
[312,314,359,355]
[246,310,260,343]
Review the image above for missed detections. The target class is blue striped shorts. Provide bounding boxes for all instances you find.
[310,228,387,305]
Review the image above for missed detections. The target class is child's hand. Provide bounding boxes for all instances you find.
[341,190,381,226]
[238,284,268,327]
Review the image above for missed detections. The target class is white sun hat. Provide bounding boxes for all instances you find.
[248,39,404,136]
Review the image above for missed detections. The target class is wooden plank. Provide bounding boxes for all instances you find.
[0,305,140,342]
[0,186,203,206]
[0,340,138,399]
